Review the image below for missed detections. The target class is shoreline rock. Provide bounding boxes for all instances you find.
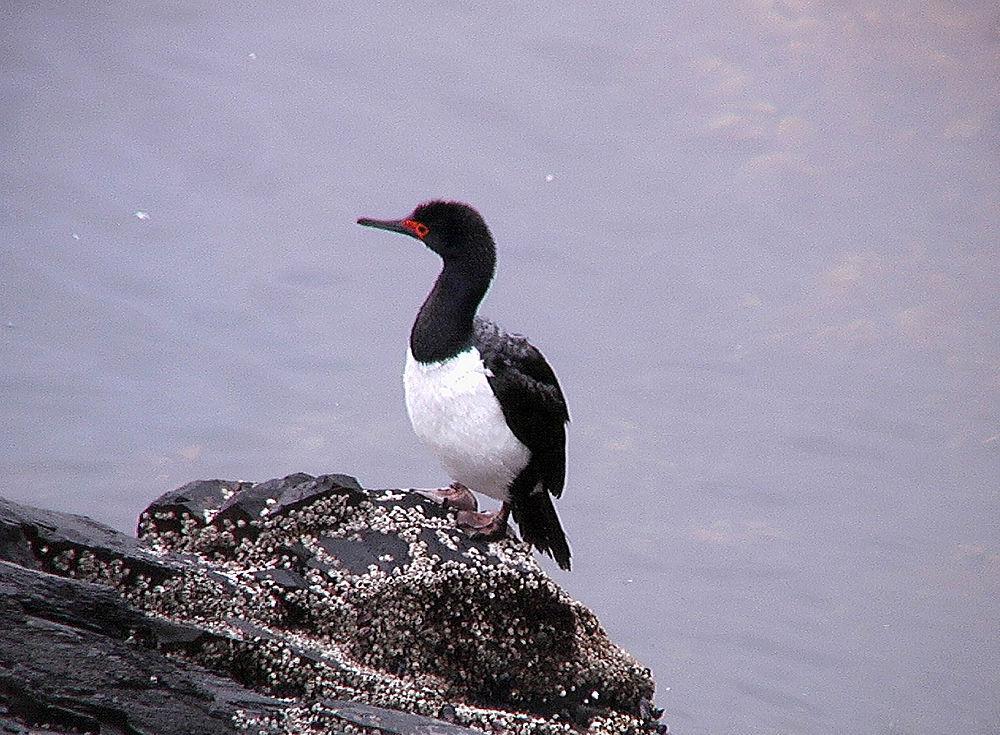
[0,473,665,734]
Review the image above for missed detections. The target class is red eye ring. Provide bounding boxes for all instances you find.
[403,219,429,239]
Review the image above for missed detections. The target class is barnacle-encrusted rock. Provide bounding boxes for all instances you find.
[0,474,664,734]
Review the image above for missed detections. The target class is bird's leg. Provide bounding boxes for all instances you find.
[412,482,479,513]
[456,501,512,540]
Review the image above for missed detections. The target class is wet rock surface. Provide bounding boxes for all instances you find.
[0,474,664,734]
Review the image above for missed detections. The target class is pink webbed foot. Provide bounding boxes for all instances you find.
[456,502,512,540]
[412,483,479,513]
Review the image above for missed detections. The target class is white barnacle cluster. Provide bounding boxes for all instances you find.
[141,505,234,557]
[362,501,450,543]
[71,549,103,579]
[231,708,286,734]
[48,547,76,573]
[433,528,462,552]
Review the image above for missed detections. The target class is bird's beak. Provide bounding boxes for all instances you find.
[356,217,413,237]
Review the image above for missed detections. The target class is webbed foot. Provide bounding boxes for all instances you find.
[412,483,479,513]
[456,502,512,540]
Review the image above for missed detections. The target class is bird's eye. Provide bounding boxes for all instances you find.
[403,219,429,239]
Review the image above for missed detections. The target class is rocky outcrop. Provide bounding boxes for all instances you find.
[0,558,289,735]
[0,473,664,734]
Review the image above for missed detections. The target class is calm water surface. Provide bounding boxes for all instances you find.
[2,3,998,733]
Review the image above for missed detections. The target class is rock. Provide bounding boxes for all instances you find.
[0,560,287,735]
[0,473,664,734]
[317,700,486,734]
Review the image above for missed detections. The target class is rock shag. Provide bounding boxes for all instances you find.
[358,201,572,571]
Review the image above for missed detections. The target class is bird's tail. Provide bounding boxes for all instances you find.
[513,483,572,571]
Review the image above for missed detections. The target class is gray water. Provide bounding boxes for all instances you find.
[2,3,998,733]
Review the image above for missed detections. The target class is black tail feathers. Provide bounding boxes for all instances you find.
[513,485,572,571]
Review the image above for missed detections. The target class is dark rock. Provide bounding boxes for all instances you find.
[216,476,299,530]
[416,526,496,566]
[1,496,179,586]
[137,478,251,535]
[213,472,365,540]
[0,476,666,734]
[373,487,451,517]
[0,495,135,562]
[0,560,285,735]
[319,699,485,734]
[251,567,309,592]
[268,472,365,515]
[317,529,411,574]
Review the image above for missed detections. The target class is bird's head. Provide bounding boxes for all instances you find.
[357,200,494,262]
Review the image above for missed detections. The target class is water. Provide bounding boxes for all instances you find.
[2,3,998,733]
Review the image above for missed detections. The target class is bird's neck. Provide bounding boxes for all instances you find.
[410,255,494,363]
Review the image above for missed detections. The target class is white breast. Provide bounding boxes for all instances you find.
[403,346,530,502]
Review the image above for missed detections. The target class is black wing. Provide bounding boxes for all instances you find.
[475,317,572,569]
[473,318,571,570]
[473,317,569,496]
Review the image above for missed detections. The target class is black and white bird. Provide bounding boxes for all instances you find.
[357,201,572,570]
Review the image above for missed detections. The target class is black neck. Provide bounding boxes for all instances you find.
[410,255,494,363]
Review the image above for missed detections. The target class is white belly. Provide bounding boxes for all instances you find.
[403,346,530,502]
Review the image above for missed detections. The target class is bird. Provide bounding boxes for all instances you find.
[357,201,572,570]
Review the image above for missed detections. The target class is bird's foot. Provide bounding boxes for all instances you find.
[412,483,479,513]
[456,508,512,540]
